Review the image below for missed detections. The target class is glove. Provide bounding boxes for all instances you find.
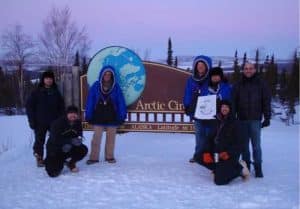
[219,152,230,161]
[261,119,270,128]
[62,144,72,153]
[203,152,213,164]
[71,137,82,146]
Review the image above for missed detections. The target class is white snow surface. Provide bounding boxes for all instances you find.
[0,116,299,209]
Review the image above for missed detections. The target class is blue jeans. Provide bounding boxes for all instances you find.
[239,120,262,164]
[194,120,215,157]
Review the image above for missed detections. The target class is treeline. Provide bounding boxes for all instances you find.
[167,38,299,123]
[0,67,37,113]
[229,49,299,121]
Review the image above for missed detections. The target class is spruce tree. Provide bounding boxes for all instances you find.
[0,67,5,107]
[74,51,80,66]
[167,37,173,66]
[278,69,287,104]
[285,51,299,124]
[242,52,247,70]
[174,56,178,68]
[81,56,88,75]
[265,54,278,98]
[255,49,261,74]
[218,60,222,67]
[231,50,241,83]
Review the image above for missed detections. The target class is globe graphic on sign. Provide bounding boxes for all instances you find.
[87,46,146,106]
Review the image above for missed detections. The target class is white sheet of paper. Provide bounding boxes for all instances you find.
[194,95,217,119]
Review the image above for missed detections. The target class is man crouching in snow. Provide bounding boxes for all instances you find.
[195,100,250,185]
[45,106,88,177]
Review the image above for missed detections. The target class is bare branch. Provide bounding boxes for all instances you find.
[38,6,91,65]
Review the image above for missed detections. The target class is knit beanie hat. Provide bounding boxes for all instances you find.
[66,105,79,114]
[209,67,224,79]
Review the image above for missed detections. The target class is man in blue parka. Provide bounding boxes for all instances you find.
[183,55,212,163]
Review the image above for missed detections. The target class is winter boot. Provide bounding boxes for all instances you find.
[34,153,45,167]
[254,163,264,178]
[86,159,99,165]
[189,158,196,163]
[239,160,250,180]
[105,158,116,164]
[66,161,79,173]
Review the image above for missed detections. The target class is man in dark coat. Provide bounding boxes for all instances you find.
[196,100,250,185]
[232,61,271,178]
[45,106,88,177]
[26,70,65,167]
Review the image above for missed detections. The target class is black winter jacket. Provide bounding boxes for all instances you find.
[46,116,82,154]
[204,115,241,158]
[26,86,65,128]
[232,74,271,121]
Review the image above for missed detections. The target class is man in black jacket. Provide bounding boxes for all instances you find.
[232,62,271,178]
[45,106,88,177]
[26,70,65,167]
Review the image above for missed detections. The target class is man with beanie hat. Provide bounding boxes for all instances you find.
[26,70,65,167]
[45,105,88,177]
[183,55,213,163]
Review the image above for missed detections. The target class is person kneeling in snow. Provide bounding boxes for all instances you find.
[195,100,250,185]
[45,106,88,177]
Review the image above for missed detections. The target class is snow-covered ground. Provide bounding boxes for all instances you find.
[0,116,299,209]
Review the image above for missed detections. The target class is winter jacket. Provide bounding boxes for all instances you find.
[232,74,271,121]
[26,79,65,129]
[183,55,212,117]
[198,114,241,168]
[201,81,232,112]
[46,116,82,154]
[85,66,127,126]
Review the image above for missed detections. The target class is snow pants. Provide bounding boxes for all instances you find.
[45,144,88,177]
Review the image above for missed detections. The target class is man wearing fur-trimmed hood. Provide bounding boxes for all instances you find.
[85,66,127,164]
[183,55,212,163]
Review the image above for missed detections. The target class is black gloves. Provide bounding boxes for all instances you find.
[261,119,270,128]
[61,137,83,153]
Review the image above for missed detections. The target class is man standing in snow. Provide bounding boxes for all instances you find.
[26,70,65,167]
[45,106,88,177]
[232,61,271,178]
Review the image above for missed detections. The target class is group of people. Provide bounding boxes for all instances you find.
[25,55,271,185]
[26,66,127,177]
[183,55,271,185]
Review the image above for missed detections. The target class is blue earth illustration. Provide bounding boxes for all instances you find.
[87,46,146,106]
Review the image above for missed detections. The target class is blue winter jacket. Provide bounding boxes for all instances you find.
[201,82,232,101]
[183,55,212,117]
[85,66,127,126]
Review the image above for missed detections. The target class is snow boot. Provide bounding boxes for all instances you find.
[86,159,99,165]
[254,163,263,178]
[189,157,196,163]
[105,158,116,163]
[34,153,45,167]
[239,160,250,180]
[66,161,79,173]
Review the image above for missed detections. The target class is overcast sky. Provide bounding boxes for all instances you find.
[0,0,298,60]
